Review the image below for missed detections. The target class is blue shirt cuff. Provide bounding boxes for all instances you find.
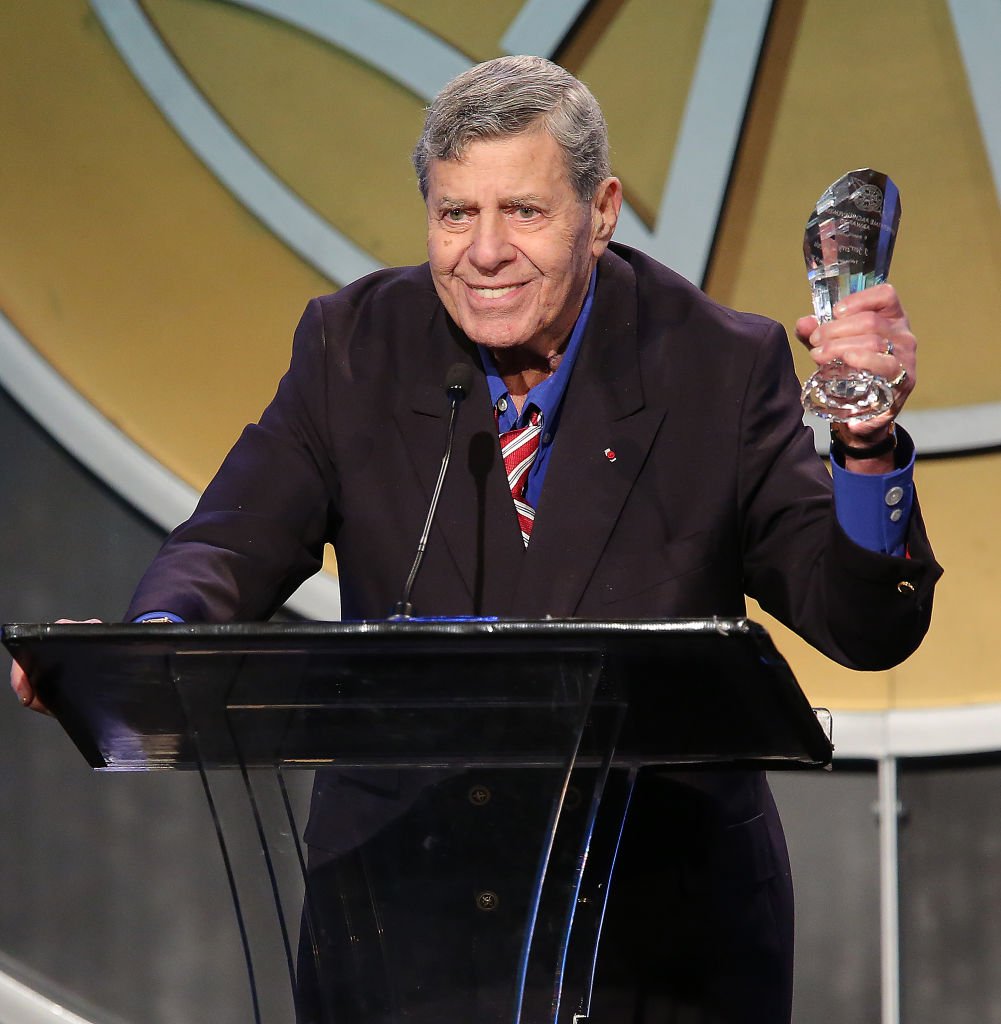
[831,429,915,557]
[132,611,185,623]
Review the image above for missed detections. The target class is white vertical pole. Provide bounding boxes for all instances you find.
[878,755,901,1024]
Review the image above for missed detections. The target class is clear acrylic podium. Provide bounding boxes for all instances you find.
[3,618,832,1024]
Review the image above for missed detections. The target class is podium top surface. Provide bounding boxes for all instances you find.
[6,615,783,646]
[3,618,833,771]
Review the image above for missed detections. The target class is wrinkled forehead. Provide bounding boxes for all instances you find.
[425,128,577,203]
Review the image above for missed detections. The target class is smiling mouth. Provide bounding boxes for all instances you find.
[469,284,520,298]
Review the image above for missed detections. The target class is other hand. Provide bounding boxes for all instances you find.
[9,618,102,715]
[795,282,915,447]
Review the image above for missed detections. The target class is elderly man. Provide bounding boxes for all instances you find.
[13,56,940,1022]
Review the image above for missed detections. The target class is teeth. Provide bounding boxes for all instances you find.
[472,285,517,298]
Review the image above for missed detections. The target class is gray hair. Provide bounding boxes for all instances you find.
[412,56,610,203]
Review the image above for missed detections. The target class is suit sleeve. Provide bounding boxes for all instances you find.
[736,321,942,670]
[125,299,339,622]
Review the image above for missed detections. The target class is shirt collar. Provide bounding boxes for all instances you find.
[477,266,597,431]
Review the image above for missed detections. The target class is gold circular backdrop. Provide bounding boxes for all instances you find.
[2,0,1000,721]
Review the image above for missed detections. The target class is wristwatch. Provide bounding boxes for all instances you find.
[829,422,897,460]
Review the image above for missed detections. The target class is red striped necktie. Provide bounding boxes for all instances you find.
[498,408,542,546]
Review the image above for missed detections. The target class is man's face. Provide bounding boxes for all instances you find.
[425,128,619,358]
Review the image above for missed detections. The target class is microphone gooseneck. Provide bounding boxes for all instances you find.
[390,362,472,620]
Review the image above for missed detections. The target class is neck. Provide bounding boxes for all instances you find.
[491,345,565,407]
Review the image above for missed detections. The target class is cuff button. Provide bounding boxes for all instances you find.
[476,890,499,912]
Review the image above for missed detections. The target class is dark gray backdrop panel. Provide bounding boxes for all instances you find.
[0,384,252,1024]
[899,761,1001,1024]
[770,770,881,1023]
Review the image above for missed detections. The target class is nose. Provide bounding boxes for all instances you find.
[467,211,516,273]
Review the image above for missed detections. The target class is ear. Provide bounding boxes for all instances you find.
[590,176,622,258]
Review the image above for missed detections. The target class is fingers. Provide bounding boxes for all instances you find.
[829,281,905,320]
[803,284,914,384]
[24,695,51,715]
[10,618,102,716]
[9,658,50,715]
[801,283,909,350]
[10,658,32,705]
[810,322,913,377]
[795,315,819,350]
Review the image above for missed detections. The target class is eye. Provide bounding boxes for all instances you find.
[443,207,468,223]
[514,205,537,219]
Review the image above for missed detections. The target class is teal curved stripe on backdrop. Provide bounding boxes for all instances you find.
[89,0,384,286]
[948,0,1001,207]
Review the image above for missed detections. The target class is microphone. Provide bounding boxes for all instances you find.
[389,362,473,619]
[444,362,474,404]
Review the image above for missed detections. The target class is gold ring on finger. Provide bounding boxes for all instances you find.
[886,365,907,389]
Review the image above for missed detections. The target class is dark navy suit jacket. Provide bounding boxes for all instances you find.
[127,243,941,1020]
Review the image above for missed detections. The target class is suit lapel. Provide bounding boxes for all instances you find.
[393,306,525,615]
[512,251,670,617]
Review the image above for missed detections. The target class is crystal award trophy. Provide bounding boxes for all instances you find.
[801,168,901,420]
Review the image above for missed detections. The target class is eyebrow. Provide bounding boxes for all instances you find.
[434,192,548,212]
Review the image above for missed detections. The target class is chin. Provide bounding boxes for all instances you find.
[459,318,532,351]
[473,335,529,351]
